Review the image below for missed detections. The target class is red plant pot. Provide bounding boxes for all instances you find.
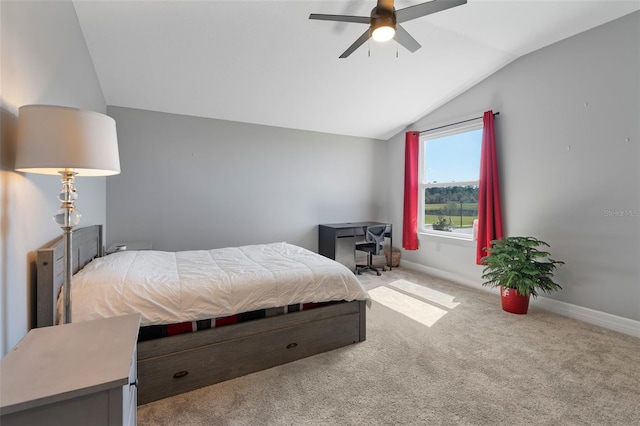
[500,286,530,314]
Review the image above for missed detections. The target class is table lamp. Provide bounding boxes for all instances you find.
[15,105,120,324]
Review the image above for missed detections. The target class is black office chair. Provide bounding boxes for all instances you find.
[355,225,387,276]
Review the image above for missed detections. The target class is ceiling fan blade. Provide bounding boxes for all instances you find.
[396,0,467,23]
[309,14,370,24]
[396,25,421,53]
[339,29,371,58]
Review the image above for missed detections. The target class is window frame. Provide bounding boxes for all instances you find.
[418,120,483,241]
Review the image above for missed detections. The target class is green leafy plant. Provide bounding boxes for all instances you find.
[432,211,452,232]
[481,236,564,298]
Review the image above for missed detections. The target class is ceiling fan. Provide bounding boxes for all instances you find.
[309,0,467,58]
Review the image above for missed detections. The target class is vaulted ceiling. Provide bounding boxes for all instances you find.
[73,0,640,140]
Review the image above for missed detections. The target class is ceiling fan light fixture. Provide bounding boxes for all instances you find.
[371,7,396,43]
[372,25,395,42]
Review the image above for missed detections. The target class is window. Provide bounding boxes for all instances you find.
[419,122,482,240]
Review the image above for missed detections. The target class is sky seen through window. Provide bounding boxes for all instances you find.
[424,129,482,183]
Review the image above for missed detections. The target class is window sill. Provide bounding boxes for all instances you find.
[419,231,475,242]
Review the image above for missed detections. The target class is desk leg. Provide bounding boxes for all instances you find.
[336,236,356,272]
[388,231,393,270]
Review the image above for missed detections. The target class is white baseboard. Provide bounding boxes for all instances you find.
[400,260,640,338]
[400,259,488,292]
[530,297,640,338]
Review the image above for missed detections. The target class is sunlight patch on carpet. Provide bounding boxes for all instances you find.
[388,279,460,309]
[368,286,447,327]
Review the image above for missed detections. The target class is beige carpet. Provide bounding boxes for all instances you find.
[137,268,640,425]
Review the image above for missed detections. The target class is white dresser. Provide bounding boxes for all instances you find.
[0,314,140,426]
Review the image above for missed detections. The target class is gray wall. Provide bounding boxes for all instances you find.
[1,0,108,356]
[106,107,387,252]
[388,12,639,321]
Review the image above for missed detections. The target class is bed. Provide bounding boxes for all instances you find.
[36,225,368,405]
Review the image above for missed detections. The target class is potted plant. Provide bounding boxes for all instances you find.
[480,236,564,314]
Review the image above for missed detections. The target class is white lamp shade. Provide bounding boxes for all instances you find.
[15,105,120,176]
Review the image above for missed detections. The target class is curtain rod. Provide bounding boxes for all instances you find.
[418,111,500,134]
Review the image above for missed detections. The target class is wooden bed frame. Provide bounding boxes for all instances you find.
[36,225,367,405]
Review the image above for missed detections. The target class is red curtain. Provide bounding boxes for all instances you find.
[403,131,419,250]
[476,110,504,264]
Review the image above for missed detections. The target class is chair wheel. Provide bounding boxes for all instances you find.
[357,271,362,275]
[377,272,381,276]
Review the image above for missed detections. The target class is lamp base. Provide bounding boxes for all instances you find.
[55,170,81,324]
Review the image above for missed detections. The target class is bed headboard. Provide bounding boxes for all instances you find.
[36,225,103,328]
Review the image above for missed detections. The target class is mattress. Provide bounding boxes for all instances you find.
[62,242,369,326]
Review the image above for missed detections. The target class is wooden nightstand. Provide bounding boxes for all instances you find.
[106,242,153,254]
[0,314,140,426]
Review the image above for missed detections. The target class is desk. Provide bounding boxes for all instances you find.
[319,222,392,272]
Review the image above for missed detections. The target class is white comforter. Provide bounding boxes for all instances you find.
[65,242,369,326]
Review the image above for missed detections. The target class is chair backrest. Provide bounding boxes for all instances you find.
[365,225,387,254]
